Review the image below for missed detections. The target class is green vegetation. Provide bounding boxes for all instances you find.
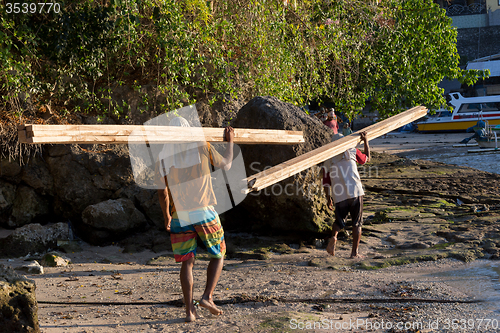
[1,0,488,158]
[431,242,455,250]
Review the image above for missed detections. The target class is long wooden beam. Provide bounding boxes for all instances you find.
[18,125,304,145]
[243,106,428,193]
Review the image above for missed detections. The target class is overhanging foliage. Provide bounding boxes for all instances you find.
[0,0,488,128]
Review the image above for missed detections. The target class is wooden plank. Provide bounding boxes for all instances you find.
[21,125,304,145]
[468,148,499,153]
[452,143,478,147]
[243,106,428,193]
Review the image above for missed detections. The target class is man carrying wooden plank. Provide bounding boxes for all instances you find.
[322,131,370,259]
[156,116,234,322]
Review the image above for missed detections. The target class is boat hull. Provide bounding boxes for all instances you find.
[477,141,498,148]
[417,118,500,132]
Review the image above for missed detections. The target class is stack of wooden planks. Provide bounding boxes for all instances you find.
[17,124,305,145]
[243,105,428,193]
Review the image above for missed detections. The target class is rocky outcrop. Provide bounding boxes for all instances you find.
[0,157,22,180]
[0,180,16,225]
[1,96,335,250]
[79,198,148,244]
[8,186,50,228]
[0,143,162,232]
[0,223,69,258]
[0,264,40,333]
[45,144,134,218]
[231,96,333,233]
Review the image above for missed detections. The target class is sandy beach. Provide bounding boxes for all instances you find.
[2,243,499,333]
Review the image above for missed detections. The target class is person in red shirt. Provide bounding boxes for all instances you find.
[322,131,370,258]
[323,108,339,134]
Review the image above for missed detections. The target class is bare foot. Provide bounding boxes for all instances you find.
[185,313,196,323]
[326,237,337,256]
[185,306,201,322]
[199,298,223,316]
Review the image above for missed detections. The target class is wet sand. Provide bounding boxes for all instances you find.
[370,132,469,155]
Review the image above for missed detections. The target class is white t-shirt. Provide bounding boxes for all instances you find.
[323,148,364,204]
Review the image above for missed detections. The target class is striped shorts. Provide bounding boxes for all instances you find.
[169,206,226,262]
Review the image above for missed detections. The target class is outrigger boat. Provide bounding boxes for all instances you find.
[416,92,500,132]
[464,122,500,153]
[475,124,500,149]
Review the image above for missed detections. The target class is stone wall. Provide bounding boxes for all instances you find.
[456,26,500,63]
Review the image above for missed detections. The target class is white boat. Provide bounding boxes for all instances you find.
[417,92,500,132]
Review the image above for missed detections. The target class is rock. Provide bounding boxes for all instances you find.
[20,158,54,197]
[15,261,44,275]
[152,234,171,253]
[0,158,22,178]
[79,198,147,244]
[7,186,50,228]
[0,264,40,332]
[46,145,134,218]
[119,229,161,253]
[45,144,71,157]
[41,253,71,267]
[134,188,164,230]
[0,222,69,258]
[0,180,16,225]
[231,96,333,233]
[57,240,82,254]
[397,242,430,250]
[112,185,163,229]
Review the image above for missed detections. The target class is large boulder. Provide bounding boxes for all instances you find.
[134,189,164,230]
[0,223,69,258]
[79,198,148,244]
[0,180,16,225]
[115,185,164,230]
[20,158,54,196]
[7,186,50,228]
[0,158,22,180]
[45,144,134,218]
[0,265,40,333]
[231,96,334,233]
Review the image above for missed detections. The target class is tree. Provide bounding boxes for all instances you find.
[0,0,487,128]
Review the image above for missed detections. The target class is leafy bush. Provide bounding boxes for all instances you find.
[0,0,488,158]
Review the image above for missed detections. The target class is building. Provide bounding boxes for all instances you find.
[435,0,500,28]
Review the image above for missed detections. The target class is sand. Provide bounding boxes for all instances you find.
[0,239,498,333]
